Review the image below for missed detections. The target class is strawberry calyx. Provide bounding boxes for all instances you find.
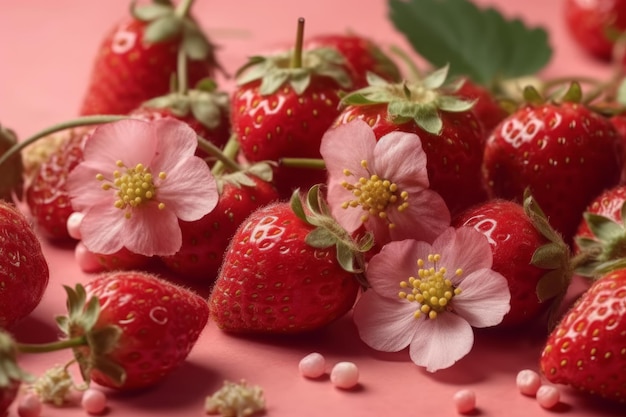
[291,185,373,280]
[216,162,274,194]
[574,201,626,279]
[235,18,352,95]
[0,331,32,389]
[341,65,475,134]
[0,124,24,201]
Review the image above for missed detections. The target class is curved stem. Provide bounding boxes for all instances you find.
[174,0,195,18]
[279,157,326,170]
[17,336,87,354]
[210,134,240,176]
[0,115,127,170]
[177,44,189,95]
[197,135,241,173]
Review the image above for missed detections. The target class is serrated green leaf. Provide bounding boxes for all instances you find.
[388,0,552,86]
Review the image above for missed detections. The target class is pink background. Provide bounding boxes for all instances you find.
[0,1,623,416]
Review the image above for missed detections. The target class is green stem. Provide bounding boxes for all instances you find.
[177,44,189,94]
[197,135,241,173]
[280,157,326,170]
[210,134,240,176]
[290,17,305,69]
[17,336,87,354]
[388,44,422,82]
[0,115,127,170]
[174,0,195,18]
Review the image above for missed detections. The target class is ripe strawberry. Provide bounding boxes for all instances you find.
[57,272,209,390]
[333,66,487,216]
[452,76,508,137]
[0,379,19,416]
[564,0,626,61]
[540,269,626,403]
[453,195,570,327]
[209,186,370,334]
[160,167,279,282]
[483,84,623,245]
[24,128,91,241]
[0,201,49,329]
[303,32,402,89]
[79,1,220,116]
[231,19,352,199]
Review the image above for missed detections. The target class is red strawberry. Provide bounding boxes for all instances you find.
[483,84,623,245]
[209,187,370,334]
[161,168,279,282]
[303,32,402,89]
[0,379,19,416]
[452,76,508,137]
[453,195,570,327]
[333,66,487,216]
[0,201,49,329]
[540,269,626,403]
[564,0,626,61]
[79,1,220,116]
[231,18,352,199]
[25,128,91,241]
[57,272,209,390]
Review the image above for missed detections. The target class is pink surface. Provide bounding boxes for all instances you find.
[0,0,623,416]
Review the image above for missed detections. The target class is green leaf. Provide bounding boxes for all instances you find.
[585,212,625,242]
[388,0,552,86]
[306,227,336,248]
[143,15,183,44]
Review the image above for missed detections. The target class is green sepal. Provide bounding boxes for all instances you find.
[536,269,567,302]
[0,331,33,387]
[131,1,173,21]
[181,21,212,61]
[531,242,567,270]
[585,212,625,242]
[143,15,183,44]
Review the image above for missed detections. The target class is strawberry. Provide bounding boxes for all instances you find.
[540,269,626,403]
[160,167,279,282]
[564,0,626,61]
[453,194,571,327]
[452,76,508,137]
[24,128,91,241]
[0,379,19,416]
[303,32,402,89]
[79,1,221,116]
[482,83,624,245]
[231,18,352,199]
[209,186,371,334]
[0,201,49,329]
[333,66,487,216]
[57,272,209,390]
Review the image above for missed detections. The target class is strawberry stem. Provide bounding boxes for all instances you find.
[16,336,87,354]
[174,0,195,18]
[290,18,305,69]
[279,157,326,170]
[0,115,127,170]
[210,134,240,176]
[197,135,242,172]
[177,45,189,94]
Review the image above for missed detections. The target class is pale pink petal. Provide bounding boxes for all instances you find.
[122,204,182,256]
[79,204,127,254]
[366,239,432,298]
[156,157,218,221]
[387,189,451,243]
[372,132,429,187]
[320,120,376,176]
[149,119,198,173]
[435,227,493,283]
[408,313,474,372]
[326,179,364,234]
[353,290,417,352]
[67,164,114,212]
[452,269,511,328]
[83,119,156,169]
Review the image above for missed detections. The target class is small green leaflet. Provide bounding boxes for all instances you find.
[388,0,552,86]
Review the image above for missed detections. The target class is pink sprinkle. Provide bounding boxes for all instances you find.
[299,352,326,379]
[453,389,476,414]
[536,385,560,409]
[330,362,359,389]
[75,242,106,273]
[81,388,107,415]
[66,212,84,240]
[516,369,542,396]
[17,393,42,417]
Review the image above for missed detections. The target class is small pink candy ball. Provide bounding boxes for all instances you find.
[330,362,359,389]
[536,385,560,409]
[453,389,476,414]
[17,393,42,417]
[299,352,326,379]
[66,212,84,240]
[516,369,542,396]
[81,388,107,415]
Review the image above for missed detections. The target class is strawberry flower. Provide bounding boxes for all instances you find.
[67,118,218,256]
[353,227,511,372]
[320,119,450,246]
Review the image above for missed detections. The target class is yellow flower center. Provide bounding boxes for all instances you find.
[96,160,167,219]
[398,253,462,320]
[340,160,409,228]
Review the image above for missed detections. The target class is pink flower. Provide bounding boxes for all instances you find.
[353,227,511,372]
[320,119,450,246]
[67,118,218,256]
